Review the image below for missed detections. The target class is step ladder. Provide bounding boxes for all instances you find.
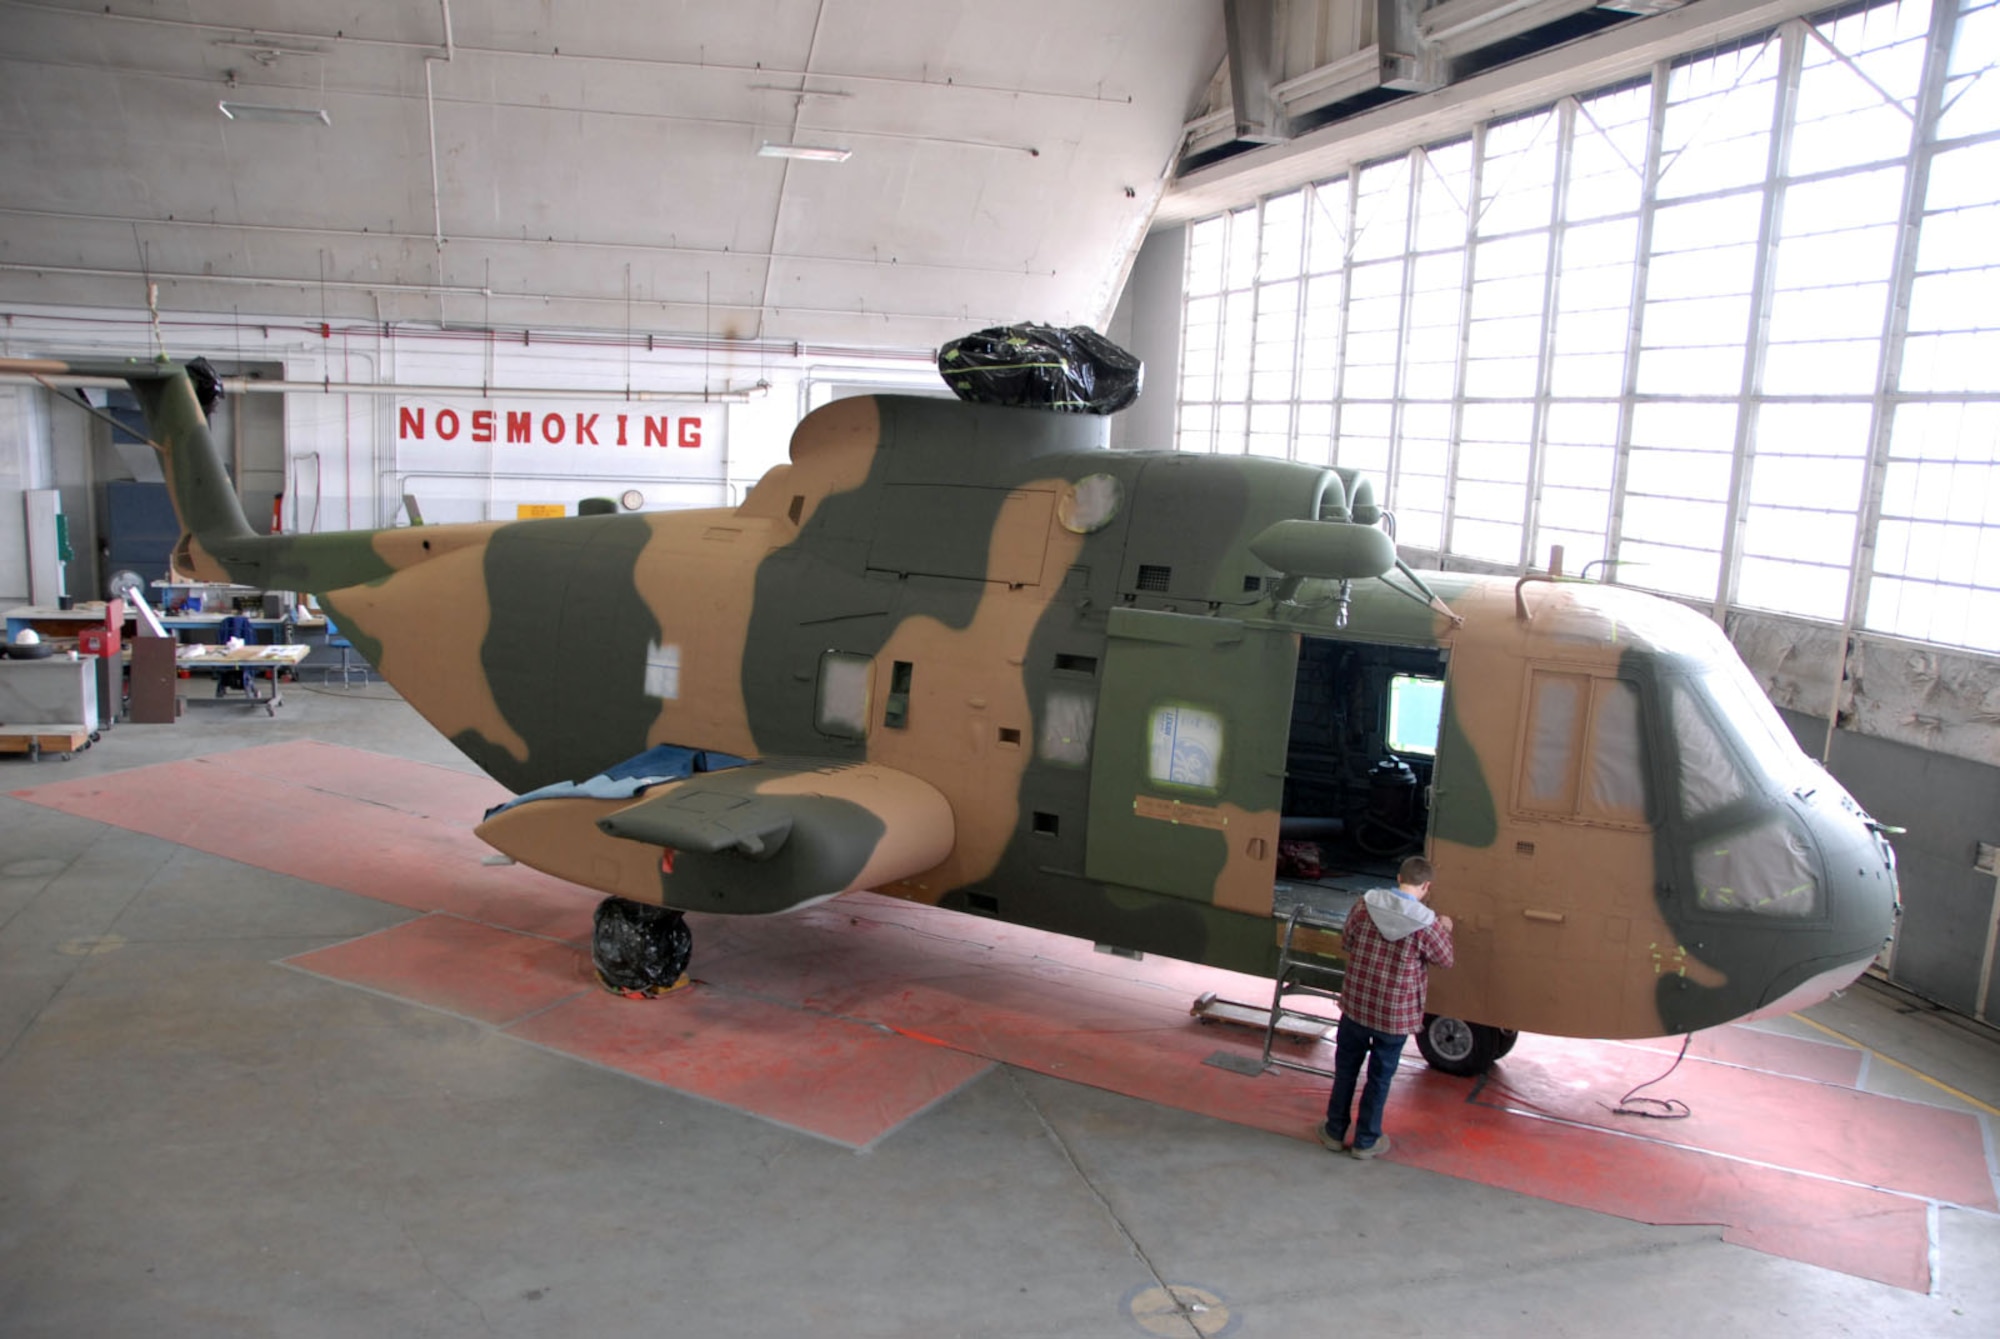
[1191,902,1347,1078]
[1261,902,1348,1078]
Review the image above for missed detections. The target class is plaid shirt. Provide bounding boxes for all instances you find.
[1340,895,1455,1036]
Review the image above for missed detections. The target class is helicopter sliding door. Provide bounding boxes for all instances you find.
[1082,608,1297,916]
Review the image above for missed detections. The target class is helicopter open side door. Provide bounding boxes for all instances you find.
[1083,608,1298,917]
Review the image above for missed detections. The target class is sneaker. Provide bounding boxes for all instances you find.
[1315,1125,1346,1153]
[1349,1136,1391,1160]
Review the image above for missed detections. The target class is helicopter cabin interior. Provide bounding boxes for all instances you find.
[1277,637,1448,910]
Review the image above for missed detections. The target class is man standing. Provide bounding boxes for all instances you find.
[1319,855,1454,1159]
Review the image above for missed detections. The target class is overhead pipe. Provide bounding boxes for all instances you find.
[0,308,941,362]
[0,371,769,403]
[0,201,1051,278]
[0,259,979,329]
[426,0,455,260]
[21,0,1131,105]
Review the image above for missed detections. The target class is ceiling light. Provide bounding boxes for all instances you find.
[218,101,331,126]
[758,142,851,163]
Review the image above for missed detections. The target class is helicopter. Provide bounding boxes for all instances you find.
[10,354,1900,1074]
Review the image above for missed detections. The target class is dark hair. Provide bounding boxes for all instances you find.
[1398,855,1433,886]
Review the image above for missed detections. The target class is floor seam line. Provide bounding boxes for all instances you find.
[1477,1095,1992,1209]
[1006,1067,1203,1339]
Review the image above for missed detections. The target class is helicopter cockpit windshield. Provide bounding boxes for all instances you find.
[1697,655,1818,791]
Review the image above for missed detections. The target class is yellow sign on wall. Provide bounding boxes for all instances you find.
[515,503,566,519]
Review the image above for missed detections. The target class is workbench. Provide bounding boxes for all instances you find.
[173,644,311,716]
[5,604,325,641]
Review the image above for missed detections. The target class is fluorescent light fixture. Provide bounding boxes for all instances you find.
[758,141,851,163]
[218,101,332,126]
[212,37,328,61]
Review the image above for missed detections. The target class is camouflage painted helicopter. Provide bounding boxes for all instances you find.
[14,354,1899,1074]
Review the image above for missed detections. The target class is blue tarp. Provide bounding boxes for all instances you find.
[483,744,753,820]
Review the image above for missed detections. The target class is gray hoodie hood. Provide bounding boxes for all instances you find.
[1362,888,1436,943]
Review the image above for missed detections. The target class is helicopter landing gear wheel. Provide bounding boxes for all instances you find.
[591,897,692,997]
[1415,1013,1509,1076]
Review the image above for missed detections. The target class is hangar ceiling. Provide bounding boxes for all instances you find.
[0,0,1225,351]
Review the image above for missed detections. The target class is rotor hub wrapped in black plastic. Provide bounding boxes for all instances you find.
[937,323,1143,414]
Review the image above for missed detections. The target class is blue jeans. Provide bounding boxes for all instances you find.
[1324,1015,1406,1150]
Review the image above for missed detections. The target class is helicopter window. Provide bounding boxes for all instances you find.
[884,660,914,729]
[1518,672,1648,825]
[1521,672,1587,813]
[1694,818,1820,917]
[1701,660,1809,787]
[815,652,872,738]
[1386,674,1444,756]
[1672,684,1747,817]
[1147,703,1223,792]
[1580,679,1647,823]
[1040,688,1095,766]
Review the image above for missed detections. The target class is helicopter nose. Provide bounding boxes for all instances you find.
[1812,793,1901,967]
[1733,790,1899,1023]
[1824,800,1901,950]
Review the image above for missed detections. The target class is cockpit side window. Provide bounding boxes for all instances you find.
[1521,672,1586,814]
[1701,660,1810,788]
[1672,683,1748,819]
[1580,679,1647,823]
[1516,670,1649,827]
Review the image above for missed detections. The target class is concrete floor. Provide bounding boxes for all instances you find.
[3,682,1997,1338]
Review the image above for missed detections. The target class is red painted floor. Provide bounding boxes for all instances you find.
[16,741,1995,1292]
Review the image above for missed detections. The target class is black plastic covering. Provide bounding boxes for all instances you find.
[185,357,224,418]
[936,323,1143,414]
[591,898,693,994]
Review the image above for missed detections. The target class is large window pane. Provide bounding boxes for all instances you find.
[1170,0,1995,658]
[1869,402,2000,651]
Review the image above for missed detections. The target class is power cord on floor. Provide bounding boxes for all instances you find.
[1607,1033,1694,1120]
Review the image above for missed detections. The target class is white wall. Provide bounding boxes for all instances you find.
[1106,224,1186,455]
[0,385,55,605]
[0,304,941,556]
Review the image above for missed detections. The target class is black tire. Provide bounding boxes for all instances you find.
[592,897,693,996]
[1493,1028,1520,1058]
[1415,1013,1505,1076]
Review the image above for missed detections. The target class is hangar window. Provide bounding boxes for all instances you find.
[1518,671,1648,825]
[1175,0,1998,656]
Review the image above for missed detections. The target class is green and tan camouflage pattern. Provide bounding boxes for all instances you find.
[36,356,1898,1041]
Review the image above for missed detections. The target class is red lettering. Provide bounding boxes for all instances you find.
[576,412,599,445]
[506,411,531,443]
[398,406,424,440]
[679,418,702,449]
[472,410,495,443]
[541,413,565,444]
[644,416,670,447]
[617,414,628,446]
[436,408,460,440]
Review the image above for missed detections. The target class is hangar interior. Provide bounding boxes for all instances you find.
[2,1,1998,1334]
